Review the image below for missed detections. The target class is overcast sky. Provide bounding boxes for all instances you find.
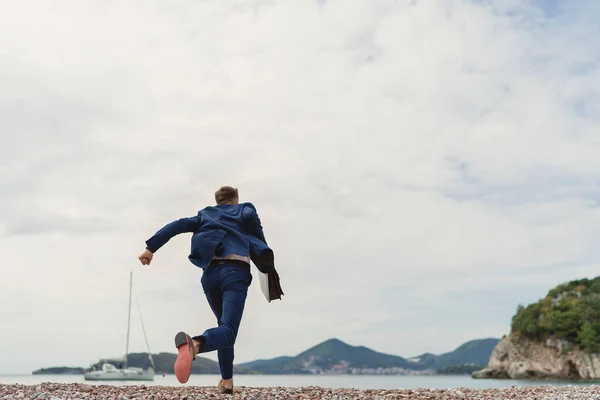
[1,0,600,374]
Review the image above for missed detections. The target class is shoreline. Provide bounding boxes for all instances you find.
[2,382,600,400]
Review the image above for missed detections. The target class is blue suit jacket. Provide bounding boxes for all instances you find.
[145,202,275,273]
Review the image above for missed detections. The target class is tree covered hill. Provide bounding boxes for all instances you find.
[511,276,600,353]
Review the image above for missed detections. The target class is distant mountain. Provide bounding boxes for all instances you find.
[407,338,500,369]
[238,338,420,374]
[238,338,500,375]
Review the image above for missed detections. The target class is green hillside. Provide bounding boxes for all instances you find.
[239,356,293,372]
[406,338,499,369]
[240,338,414,374]
[410,338,499,375]
[294,338,414,370]
[511,276,600,353]
[435,338,499,367]
[238,338,499,374]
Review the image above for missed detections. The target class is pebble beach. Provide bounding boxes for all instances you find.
[2,383,600,400]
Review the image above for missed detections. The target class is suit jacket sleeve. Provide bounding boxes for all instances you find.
[145,216,200,253]
[242,203,268,244]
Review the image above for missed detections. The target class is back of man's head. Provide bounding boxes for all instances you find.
[215,186,239,205]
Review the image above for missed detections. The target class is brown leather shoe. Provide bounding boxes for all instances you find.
[218,379,233,395]
[174,332,196,384]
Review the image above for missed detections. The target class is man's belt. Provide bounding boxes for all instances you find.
[209,259,250,267]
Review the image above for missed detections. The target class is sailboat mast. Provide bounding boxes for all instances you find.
[132,279,156,371]
[125,271,133,367]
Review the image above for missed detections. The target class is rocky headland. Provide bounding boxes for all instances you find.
[472,335,600,380]
[473,276,600,381]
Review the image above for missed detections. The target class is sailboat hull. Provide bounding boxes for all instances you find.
[84,367,155,381]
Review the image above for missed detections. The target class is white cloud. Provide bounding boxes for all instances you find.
[1,0,600,373]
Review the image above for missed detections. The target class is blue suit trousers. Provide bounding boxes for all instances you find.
[194,263,252,379]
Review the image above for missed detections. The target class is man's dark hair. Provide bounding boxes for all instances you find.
[215,186,239,204]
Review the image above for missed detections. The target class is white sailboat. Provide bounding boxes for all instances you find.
[84,272,156,381]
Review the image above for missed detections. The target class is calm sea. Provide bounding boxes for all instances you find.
[0,374,597,389]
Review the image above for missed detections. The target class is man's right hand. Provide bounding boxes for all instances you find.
[138,249,154,265]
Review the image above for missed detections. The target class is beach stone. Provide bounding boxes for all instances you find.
[3,383,600,400]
